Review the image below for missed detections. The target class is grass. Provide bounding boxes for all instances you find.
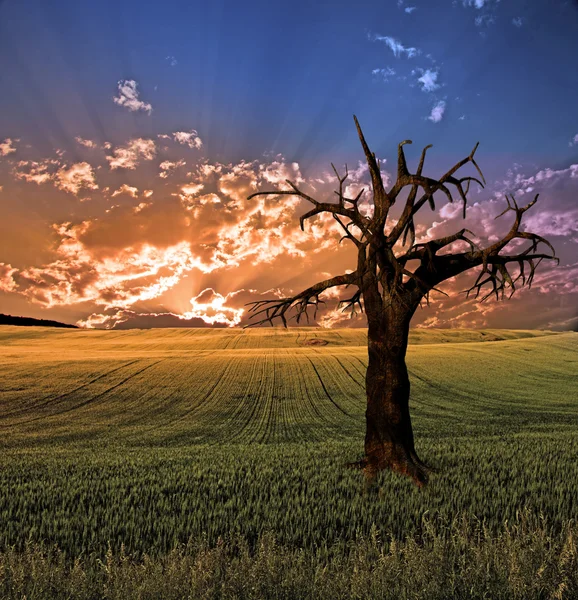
[0,326,577,598]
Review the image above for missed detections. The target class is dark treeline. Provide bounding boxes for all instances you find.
[0,314,78,328]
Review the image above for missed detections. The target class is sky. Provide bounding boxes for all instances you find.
[0,0,577,330]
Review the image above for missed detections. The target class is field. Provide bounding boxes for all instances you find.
[1,326,578,599]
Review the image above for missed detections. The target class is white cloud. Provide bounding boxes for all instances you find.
[372,67,396,82]
[14,159,98,196]
[53,162,98,195]
[370,34,420,58]
[512,17,524,27]
[405,6,417,13]
[459,115,466,120]
[0,138,17,156]
[159,159,186,178]
[166,56,177,67]
[462,0,488,7]
[172,130,203,149]
[111,184,139,198]
[416,68,440,92]
[75,137,97,149]
[113,80,152,114]
[569,134,578,147]
[524,209,578,243]
[106,138,156,170]
[427,100,446,123]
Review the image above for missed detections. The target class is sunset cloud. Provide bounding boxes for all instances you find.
[159,159,186,178]
[173,130,203,149]
[0,138,18,156]
[106,138,156,169]
[14,159,98,195]
[111,184,139,198]
[75,137,97,149]
[113,79,152,114]
[53,162,98,195]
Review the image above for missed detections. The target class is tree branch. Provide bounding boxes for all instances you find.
[387,142,486,247]
[245,271,360,328]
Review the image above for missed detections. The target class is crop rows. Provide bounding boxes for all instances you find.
[0,326,577,564]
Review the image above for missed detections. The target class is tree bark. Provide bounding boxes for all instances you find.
[362,301,431,488]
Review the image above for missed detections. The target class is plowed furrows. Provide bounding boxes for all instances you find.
[335,356,365,391]
[312,355,364,416]
[148,355,238,430]
[95,362,185,424]
[186,354,252,425]
[274,354,293,443]
[280,354,310,443]
[245,354,276,445]
[203,355,254,439]
[0,360,142,423]
[293,355,335,433]
[14,360,165,425]
[223,355,266,443]
[263,353,288,443]
[351,355,368,379]
[124,352,222,429]
[229,354,270,443]
[0,361,109,418]
[305,356,351,419]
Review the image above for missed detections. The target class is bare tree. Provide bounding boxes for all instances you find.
[246,115,557,488]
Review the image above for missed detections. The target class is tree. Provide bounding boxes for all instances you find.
[245,115,557,488]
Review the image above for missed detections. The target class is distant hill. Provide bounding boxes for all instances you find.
[0,314,78,329]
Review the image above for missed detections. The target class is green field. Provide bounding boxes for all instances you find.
[1,326,577,598]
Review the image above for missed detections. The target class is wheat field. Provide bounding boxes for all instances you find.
[0,326,577,598]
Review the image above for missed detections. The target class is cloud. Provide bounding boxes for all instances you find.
[53,162,98,195]
[569,134,578,147]
[461,0,488,7]
[475,14,495,27]
[166,55,177,67]
[427,100,446,122]
[512,16,524,27]
[159,159,186,178]
[496,162,578,198]
[2,152,389,328]
[75,137,97,149]
[14,159,98,196]
[111,184,139,198]
[133,202,152,213]
[415,68,440,92]
[405,6,417,13]
[0,138,18,156]
[372,67,396,82]
[523,209,578,243]
[113,79,152,114]
[0,264,18,293]
[172,130,203,149]
[143,189,154,198]
[370,34,420,58]
[106,138,156,170]
[459,115,466,120]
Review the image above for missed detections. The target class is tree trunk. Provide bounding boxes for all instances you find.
[362,303,432,488]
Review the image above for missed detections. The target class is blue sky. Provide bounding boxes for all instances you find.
[0,0,577,330]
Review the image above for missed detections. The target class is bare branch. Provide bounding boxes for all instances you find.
[387,141,485,246]
[245,271,360,328]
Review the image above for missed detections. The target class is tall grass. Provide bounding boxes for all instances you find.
[1,509,576,599]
